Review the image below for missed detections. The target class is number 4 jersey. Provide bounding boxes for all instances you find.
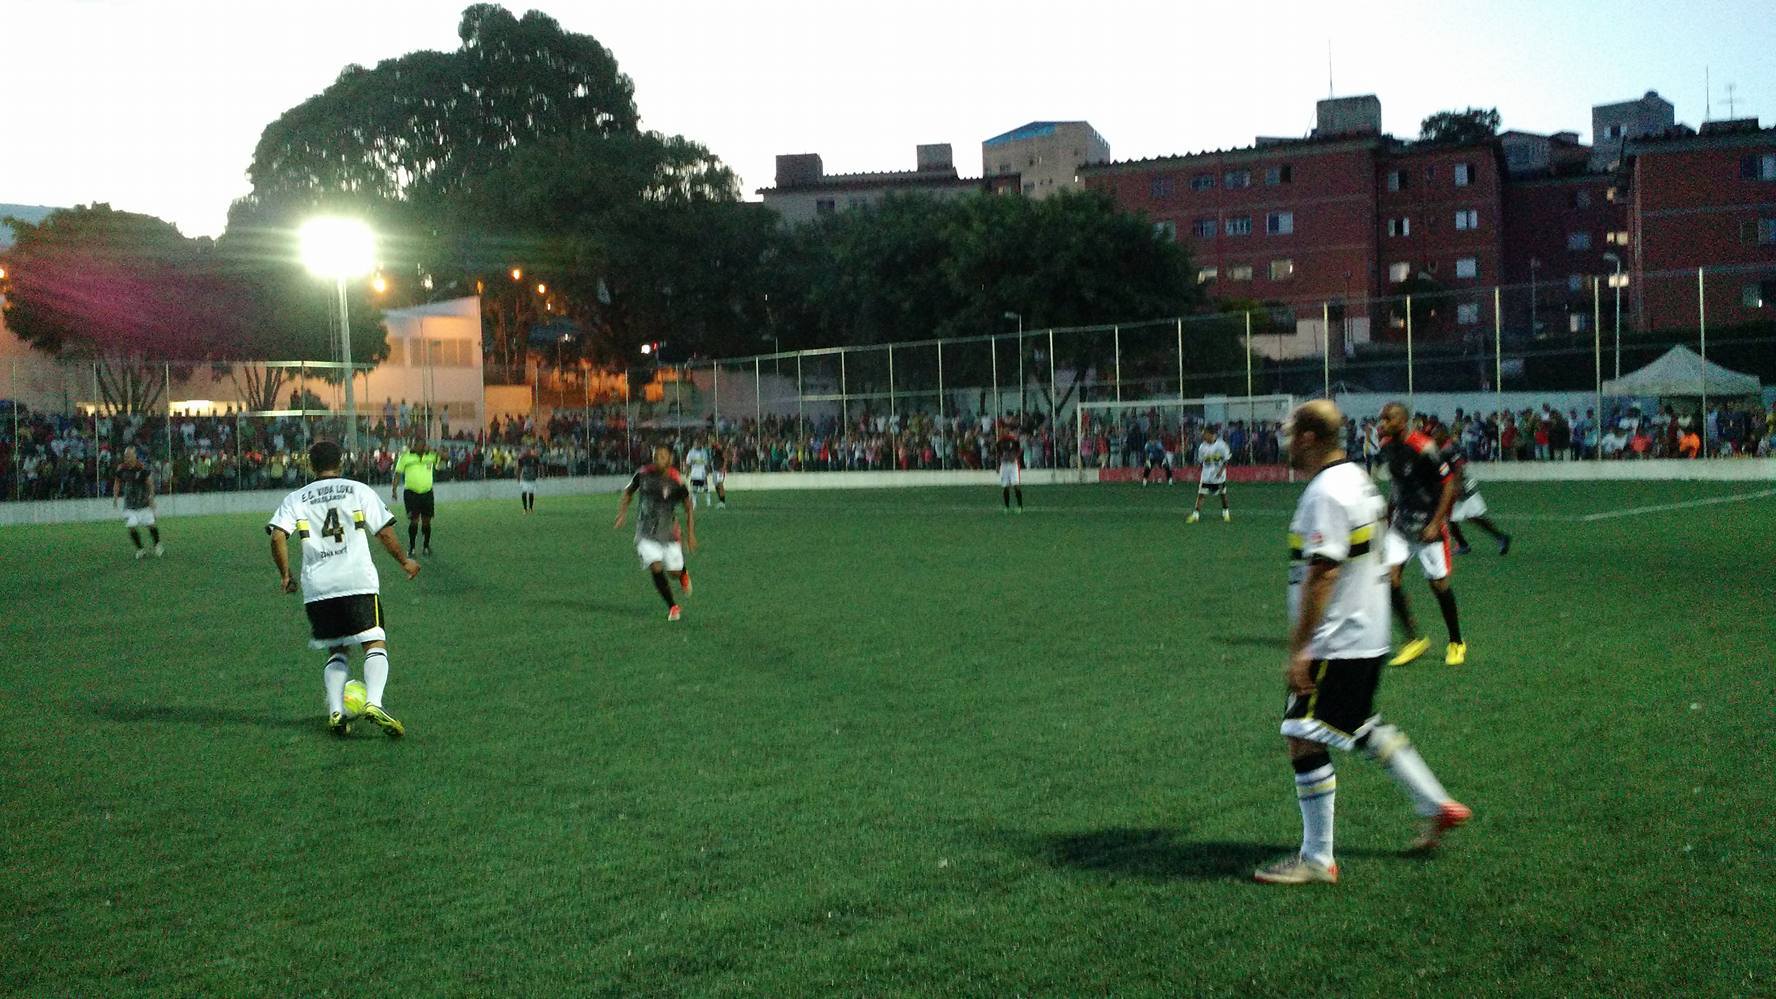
[267,477,398,603]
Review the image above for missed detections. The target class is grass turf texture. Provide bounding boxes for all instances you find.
[2,481,1770,997]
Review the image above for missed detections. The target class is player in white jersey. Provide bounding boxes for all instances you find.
[1254,400,1470,886]
[267,441,421,738]
[685,442,712,507]
[1186,427,1233,523]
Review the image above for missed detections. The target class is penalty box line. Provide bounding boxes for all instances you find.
[1578,487,1776,523]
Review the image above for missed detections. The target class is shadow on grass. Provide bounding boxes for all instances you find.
[1023,827,1408,881]
[528,596,657,617]
[80,700,316,730]
[1213,634,1282,650]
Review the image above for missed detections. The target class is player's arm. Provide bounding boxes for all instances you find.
[1287,558,1341,694]
[613,480,636,529]
[1422,447,1459,540]
[269,528,298,593]
[390,454,404,499]
[375,523,422,580]
[681,490,697,551]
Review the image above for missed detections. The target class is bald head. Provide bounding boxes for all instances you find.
[1285,399,1345,471]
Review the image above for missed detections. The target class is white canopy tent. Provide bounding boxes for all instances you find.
[1601,345,1761,398]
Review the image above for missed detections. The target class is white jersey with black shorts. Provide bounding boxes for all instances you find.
[1282,460,1391,750]
[685,448,709,491]
[267,477,397,650]
[1197,440,1232,494]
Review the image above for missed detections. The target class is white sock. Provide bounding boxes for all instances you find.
[323,653,349,715]
[363,647,389,707]
[1364,724,1449,817]
[1294,761,1337,866]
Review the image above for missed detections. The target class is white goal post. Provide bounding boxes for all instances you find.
[1074,393,1296,481]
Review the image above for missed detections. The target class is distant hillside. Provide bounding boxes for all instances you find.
[0,204,59,249]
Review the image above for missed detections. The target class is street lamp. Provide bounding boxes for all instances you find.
[1602,252,1623,378]
[297,218,376,456]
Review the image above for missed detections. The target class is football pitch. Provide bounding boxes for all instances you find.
[3,480,1770,997]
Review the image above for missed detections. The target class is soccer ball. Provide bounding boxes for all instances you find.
[342,680,369,718]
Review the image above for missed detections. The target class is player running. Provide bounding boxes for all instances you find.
[1140,434,1172,486]
[267,440,420,738]
[614,446,698,621]
[685,440,712,508]
[996,431,1024,513]
[710,441,728,509]
[392,436,441,556]
[1377,403,1466,667]
[517,446,540,514]
[1255,399,1470,885]
[112,447,162,559]
[1433,428,1511,556]
[1187,426,1233,523]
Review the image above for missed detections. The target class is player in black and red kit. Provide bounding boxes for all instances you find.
[614,446,697,621]
[1378,403,1466,666]
[996,431,1024,513]
[710,442,728,509]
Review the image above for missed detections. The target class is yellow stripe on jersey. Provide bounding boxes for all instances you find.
[295,518,311,539]
[352,509,368,532]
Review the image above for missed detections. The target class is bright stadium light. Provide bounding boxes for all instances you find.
[640,343,652,355]
[297,217,377,457]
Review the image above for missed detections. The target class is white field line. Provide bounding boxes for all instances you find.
[1577,488,1776,522]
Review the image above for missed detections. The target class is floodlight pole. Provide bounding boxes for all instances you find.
[336,276,358,456]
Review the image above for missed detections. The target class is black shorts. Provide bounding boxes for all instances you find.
[403,489,435,517]
[1198,481,1225,495]
[304,593,386,650]
[1280,656,1385,750]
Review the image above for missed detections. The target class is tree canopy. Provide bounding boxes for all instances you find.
[1419,107,1502,145]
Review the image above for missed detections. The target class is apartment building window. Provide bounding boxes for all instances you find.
[1227,264,1254,281]
[816,199,836,216]
[1154,220,1177,241]
[1191,173,1215,191]
[1264,164,1293,185]
[1570,313,1592,333]
[1388,261,1411,283]
[1743,284,1767,308]
[1197,266,1219,283]
[1457,302,1481,325]
[1753,218,1776,244]
[1226,216,1253,236]
[1454,209,1480,231]
[1740,154,1776,180]
[1455,257,1478,279]
[1387,216,1411,237]
[848,197,870,209]
[1269,259,1295,281]
[1022,182,1035,194]
[1567,231,1592,251]
[1150,176,1174,198]
[1572,189,1592,208]
[1192,218,1217,238]
[1454,163,1473,187]
[1386,169,1407,192]
[1568,274,1585,293]
[1224,170,1251,189]
[1266,211,1295,235]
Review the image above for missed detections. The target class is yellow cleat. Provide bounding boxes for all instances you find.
[1186,511,1200,524]
[1253,854,1339,885]
[1389,637,1431,667]
[1445,641,1467,666]
[362,704,405,738]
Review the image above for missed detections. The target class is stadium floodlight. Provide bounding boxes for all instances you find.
[297,218,377,456]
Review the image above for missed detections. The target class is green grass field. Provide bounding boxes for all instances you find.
[3,480,1771,997]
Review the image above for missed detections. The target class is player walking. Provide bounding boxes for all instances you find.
[614,446,697,621]
[112,447,162,559]
[1434,428,1511,556]
[996,431,1024,513]
[710,441,729,509]
[1187,426,1233,523]
[1255,399,1470,885]
[517,446,540,514]
[392,436,440,556]
[686,440,712,508]
[1140,434,1172,486]
[1377,403,1466,667]
[268,440,420,738]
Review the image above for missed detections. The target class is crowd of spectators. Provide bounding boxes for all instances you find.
[1353,400,1775,465]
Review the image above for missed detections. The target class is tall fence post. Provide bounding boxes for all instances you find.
[1493,286,1503,462]
[1244,311,1253,399]
[1321,302,1331,399]
[1113,325,1122,402]
[1405,294,1414,411]
[10,360,19,500]
[796,352,804,446]
[1593,278,1603,461]
[164,361,173,492]
[712,360,719,426]
[937,340,945,422]
[1175,317,1185,400]
[1047,328,1057,466]
[1698,266,1708,458]
[990,335,999,421]
[1017,331,1025,417]
[753,357,761,426]
[888,343,896,419]
[839,348,849,429]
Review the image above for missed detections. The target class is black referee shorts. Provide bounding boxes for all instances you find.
[1280,656,1385,750]
[403,489,435,517]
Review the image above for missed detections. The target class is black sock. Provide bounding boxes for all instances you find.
[651,570,676,607]
[1390,584,1419,636]
[1448,524,1469,548]
[129,528,143,549]
[1014,487,1023,508]
[422,523,432,547]
[1472,517,1506,541]
[1435,587,1462,643]
[409,523,418,549]
[149,526,160,544]
[1003,487,1010,508]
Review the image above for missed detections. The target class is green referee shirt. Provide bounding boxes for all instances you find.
[395,450,440,493]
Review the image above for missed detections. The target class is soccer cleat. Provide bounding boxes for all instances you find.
[134,548,148,560]
[361,704,404,738]
[679,571,692,595]
[1222,509,1231,522]
[1253,854,1339,885]
[1455,544,1472,556]
[153,543,164,558]
[717,501,727,509]
[422,546,433,557]
[1498,535,1512,556]
[1445,641,1467,666]
[1186,511,1200,524]
[668,605,682,622]
[328,711,352,738]
[1389,637,1432,667]
[1410,800,1473,851]
[1015,507,1024,515]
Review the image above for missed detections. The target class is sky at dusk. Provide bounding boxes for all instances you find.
[4,0,1774,238]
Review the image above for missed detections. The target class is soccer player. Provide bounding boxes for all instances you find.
[517,446,540,514]
[392,436,440,556]
[1255,399,1471,885]
[1140,434,1171,485]
[112,447,162,559]
[996,431,1024,513]
[685,440,712,508]
[268,440,420,738]
[614,445,697,621]
[1434,428,1511,556]
[1377,403,1465,667]
[1187,426,1233,523]
[710,441,728,509]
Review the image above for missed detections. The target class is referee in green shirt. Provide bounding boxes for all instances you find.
[393,437,441,556]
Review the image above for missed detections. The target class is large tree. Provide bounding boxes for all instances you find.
[1419,107,1501,145]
